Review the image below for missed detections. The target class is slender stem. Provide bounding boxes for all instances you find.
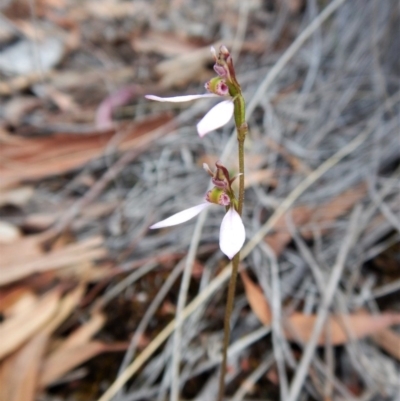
[217,252,240,401]
[217,118,247,401]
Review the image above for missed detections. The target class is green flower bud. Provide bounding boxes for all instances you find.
[205,77,229,96]
[206,187,231,206]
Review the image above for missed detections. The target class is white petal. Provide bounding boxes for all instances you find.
[145,94,219,103]
[219,208,245,259]
[150,203,210,229]
[196,100,234,137]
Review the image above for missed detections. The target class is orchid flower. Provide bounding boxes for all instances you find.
[150,163,245,259]
[145,47,239,137]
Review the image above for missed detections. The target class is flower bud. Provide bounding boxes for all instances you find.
[205,77,229,96]
[211,45,240,91]
[206,187,231,206]
[214,64,228,78]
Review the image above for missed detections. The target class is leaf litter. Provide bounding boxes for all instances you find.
[0,0,399,400]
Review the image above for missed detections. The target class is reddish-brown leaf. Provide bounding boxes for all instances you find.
[241,272,400,346]
[0,113,172,189]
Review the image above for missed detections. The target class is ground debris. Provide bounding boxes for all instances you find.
[0,0,399,400]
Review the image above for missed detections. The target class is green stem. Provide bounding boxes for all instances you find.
[217,99,247,401]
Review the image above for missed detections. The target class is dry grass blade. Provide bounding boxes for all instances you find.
[0,289,60,359]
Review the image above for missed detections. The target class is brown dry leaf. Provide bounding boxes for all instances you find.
[56,312,105,352]
[0,113,172,189]
[0,287,36,314]
[1,289,37,318]
[0,236,106,286]
[43,285,85,335]
[0,288,60,359]
[132,31,199,56]
[285,313,400,346]
[0,331,49,401]
[240,271,272,325]
[266,185,366,256]
[0,234,43,270]
[39,341,127,387]
[241,272,400,346]
[371,329,400,361]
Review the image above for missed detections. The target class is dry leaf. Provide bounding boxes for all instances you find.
[0,114,172,189]
[56,312,105,352]
[0,289,60,359]
[43,285,85,335]
[0,235,43,270]
[39,341,127,387]
[241,271,400,346]
[266,185,366,256]
[285,312,400,346]
[0,332,49,401]
[1,290,37,318]
[371,329,400,361]
[0,287,36,314]
[0,236,106,286]
[240,271,271,325]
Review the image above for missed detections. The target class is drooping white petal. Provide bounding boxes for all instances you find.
[219,207,245,259]
[145,94,219,103]
[150,203,210,229]
[196,100,234,137]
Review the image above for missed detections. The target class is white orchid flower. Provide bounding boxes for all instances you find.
[145,77,234,137]
[150,202,245,260]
